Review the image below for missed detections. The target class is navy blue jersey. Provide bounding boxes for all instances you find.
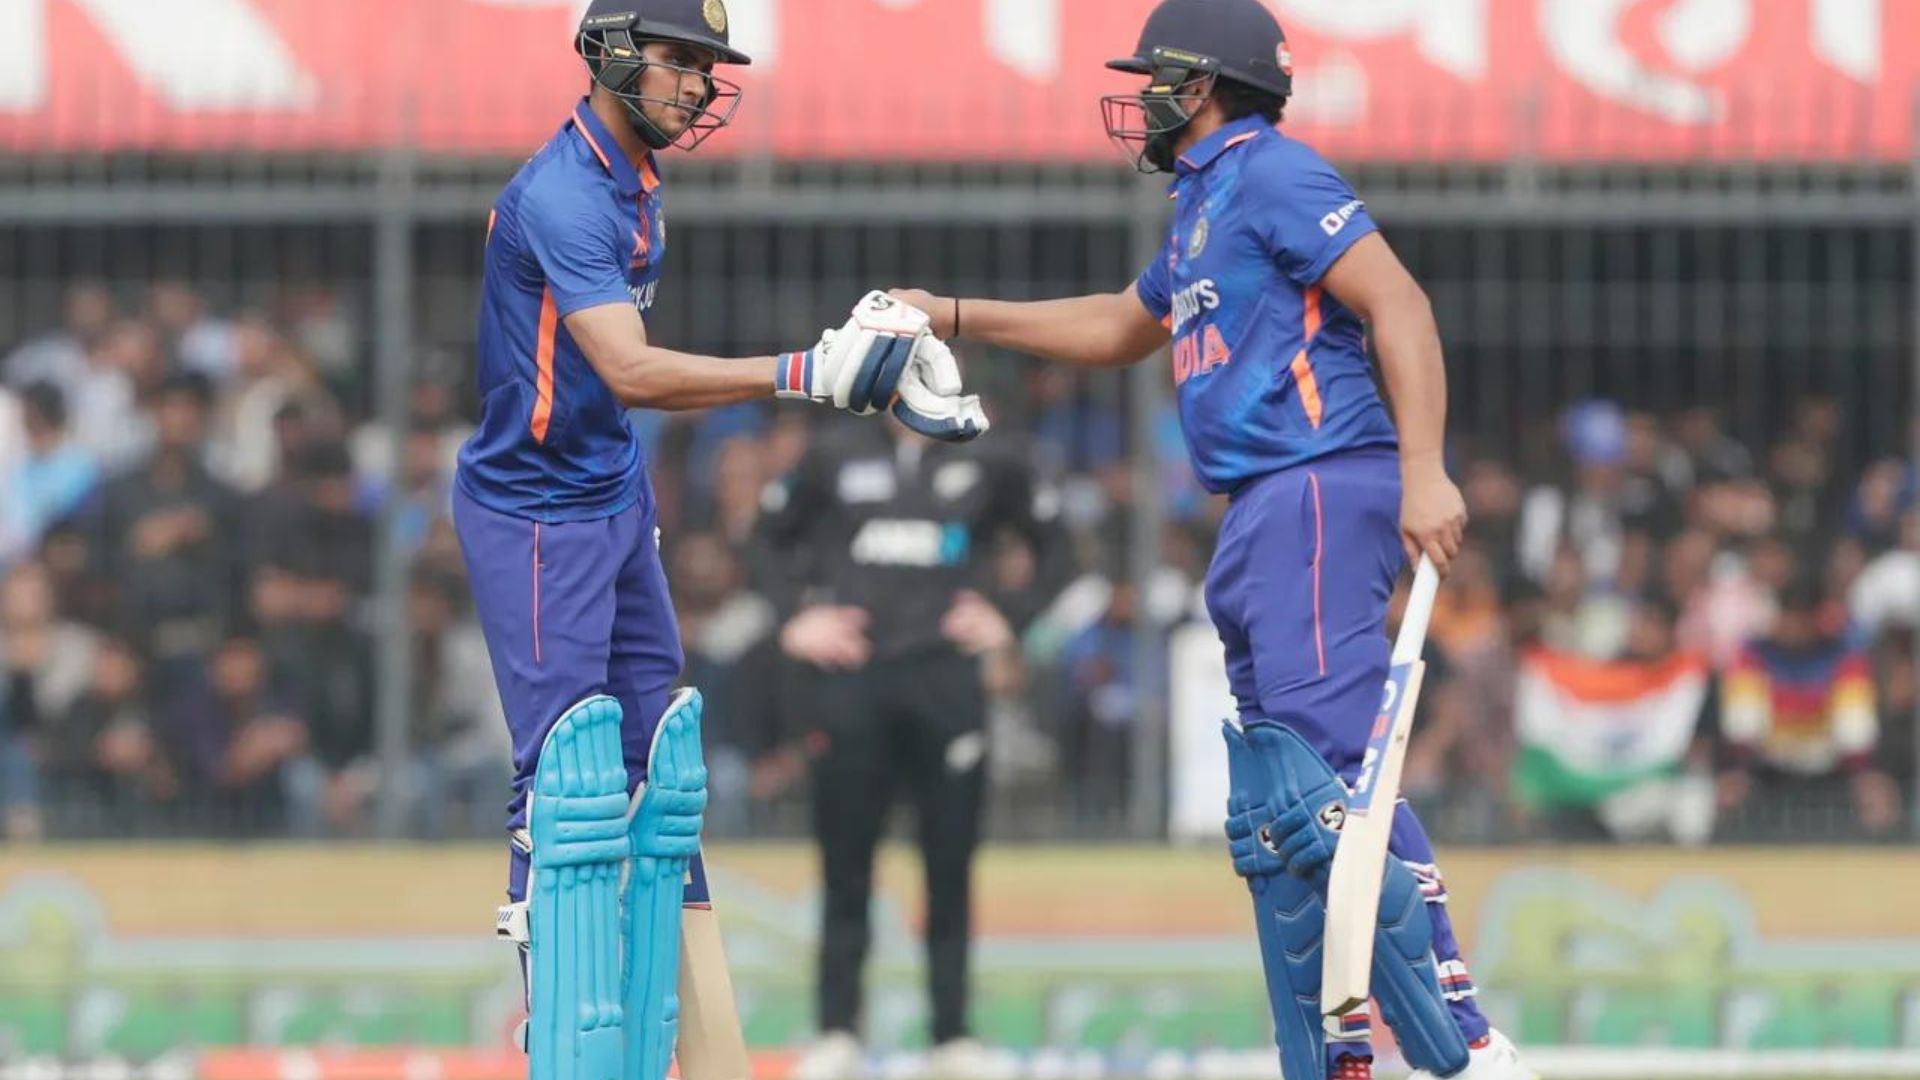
[1135,116,1398,494]
[457,100,669,522]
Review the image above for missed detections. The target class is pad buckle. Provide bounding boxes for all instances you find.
[496,901,530,944]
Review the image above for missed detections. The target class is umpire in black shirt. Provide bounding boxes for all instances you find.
[754,412,1065,1075]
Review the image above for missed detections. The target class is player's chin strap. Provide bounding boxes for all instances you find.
[1223,721,1470,1080]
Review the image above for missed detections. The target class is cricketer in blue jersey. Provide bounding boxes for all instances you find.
[891,3,1533,1079]
[457,4,986,1079]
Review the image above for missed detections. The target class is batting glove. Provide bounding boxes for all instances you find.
[891,335,990,442]
[775,290,927,414]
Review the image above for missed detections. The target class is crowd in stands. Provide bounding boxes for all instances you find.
[0,281,1911,843]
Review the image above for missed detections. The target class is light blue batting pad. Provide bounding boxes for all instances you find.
[623,687,708,1080]
[528,695,631,1080]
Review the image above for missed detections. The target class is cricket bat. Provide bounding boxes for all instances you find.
[1320,556,1441,1019]
[676,851,751,1080]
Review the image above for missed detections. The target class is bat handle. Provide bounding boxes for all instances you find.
[1391,556,1440,665]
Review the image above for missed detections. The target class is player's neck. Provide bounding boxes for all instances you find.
[589,91,656,171]
[1172,109,1226,161]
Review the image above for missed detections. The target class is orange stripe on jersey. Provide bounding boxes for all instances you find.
[530,288,558,443]
[639,155,662,193]
[1291,286,1325,428]
[1223,131,1259,150]
[485,209,497,243]
[574,108,615,172]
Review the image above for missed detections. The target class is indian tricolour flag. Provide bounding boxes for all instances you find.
[1513,648,1711,807]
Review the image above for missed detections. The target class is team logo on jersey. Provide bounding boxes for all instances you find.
[704,0,728,34]
[1187,217,1210,259]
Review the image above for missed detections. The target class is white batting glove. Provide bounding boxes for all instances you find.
[891,335,989,442]
[774,291,930,415]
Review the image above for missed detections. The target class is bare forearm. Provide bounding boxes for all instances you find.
[955,291,1166,368]
[564,303,780,411]
[1374,291,1449,471]
[612,347,778,411]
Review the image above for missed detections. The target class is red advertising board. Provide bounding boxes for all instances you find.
[1,0,1915,161]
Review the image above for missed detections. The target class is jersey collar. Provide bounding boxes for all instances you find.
[1174,115,1269,177]
[569,99,661,198]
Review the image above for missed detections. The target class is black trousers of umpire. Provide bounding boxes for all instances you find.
[806,648,986,1045]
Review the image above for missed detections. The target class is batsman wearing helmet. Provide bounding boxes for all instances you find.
[454,4,986,1079]
[889,2,1533,1079]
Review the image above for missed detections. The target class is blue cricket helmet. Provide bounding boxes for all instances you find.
[1106,0,1292,99]
[1101,0,1294,173]
[576,0,751,151]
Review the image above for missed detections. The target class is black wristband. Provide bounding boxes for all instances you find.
[953,297,961,338]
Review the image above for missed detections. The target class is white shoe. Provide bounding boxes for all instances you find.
[924,1038,1017,1080]
[1410,1029,1537,1080]
[793,1031,867,1080]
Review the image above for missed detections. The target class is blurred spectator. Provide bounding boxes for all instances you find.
[1717,578,1901,838]
[348,363,472,486]
[1407,545,1516,808]
[1461,458,1524,594]
[74,320,163,471]
[1871,627,1917,797]
[247,438,374,834]
[214,314,342,492]
[1681,536,1785,670]
[154,635,312,835]
[281,285,360,403]
[2,281,115,392]
[2,557,98,735]
[46,638,172,833]
[1850,509,1920,634]
[1663,404,1754,489]
[1847,458,1913,553]
[401,568,509,838]
[378,427,456,558]
[669,530,781,832]
[1057,578,1150,822]
[0,559,100,840]
[86,372,242,701]
[1028,365,1125,479]
[709,432,774,545]
[1769,438,1838,549]
[147,281,236,381]
[1518,400,1630,588]
[1532,544,1629,658]
[2,382,101,562]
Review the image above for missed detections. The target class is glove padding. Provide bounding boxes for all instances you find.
[1225,798,1339,881]
[776,291,928,414]
[891,334,990,443]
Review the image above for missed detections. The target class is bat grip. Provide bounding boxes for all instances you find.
[1391,556,1439,665]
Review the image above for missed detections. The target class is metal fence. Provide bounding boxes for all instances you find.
[0,142,1914,845]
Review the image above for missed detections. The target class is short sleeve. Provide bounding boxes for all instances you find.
[1133,233,1175,322]
[518,173,633,317]
[1249,143,1379,287]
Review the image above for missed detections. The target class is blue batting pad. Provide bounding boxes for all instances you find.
[526,696,631,1080]
[623,687,709,1080]
[1224,721,1469,1080]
